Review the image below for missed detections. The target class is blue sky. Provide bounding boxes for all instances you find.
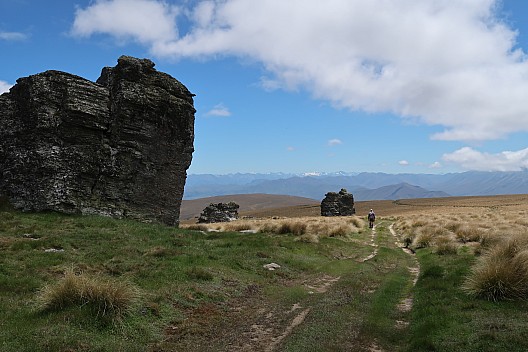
[1,0,528,175]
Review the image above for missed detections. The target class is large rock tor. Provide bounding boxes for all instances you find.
[0,56,195,226]
[321,188,356,216]
[198,202,240,223]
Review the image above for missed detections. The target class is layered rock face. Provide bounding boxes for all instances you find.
[321,188,355,216]
[198,202,240,223]
[0,56,195,226]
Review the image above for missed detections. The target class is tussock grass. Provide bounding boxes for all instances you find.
[464,233,528,301]
[182,216,365,240]
[395,206,528,301]
[37,269,139,319]
[348,217,364,228]
[479,231,503,249]
[455,226,483,243]
[276,221,308,235]
[445,221,462,233]
[435,236,459,255]
[184,224,210,231]
[327,224,351,237]
[297,233,320,243]
[413,231,434,249]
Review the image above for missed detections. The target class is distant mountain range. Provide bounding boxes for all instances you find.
[183,171,528,201]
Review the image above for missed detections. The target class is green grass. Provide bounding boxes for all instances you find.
[4,209,528,351]
[0,210,369,351]
[281,222,415,351]
[408,248,528,352]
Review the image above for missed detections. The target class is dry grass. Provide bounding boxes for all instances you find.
[454,226,484,243]
[391,197,528,301]
[184,224,210,232]
[181,216,365,240]
[37,269,139,319]
[182,194,528,301]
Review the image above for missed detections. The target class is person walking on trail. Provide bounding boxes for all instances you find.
[368,209,376,229]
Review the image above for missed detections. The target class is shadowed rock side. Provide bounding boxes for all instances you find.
[0,56,195,226]
[321,188,356,216]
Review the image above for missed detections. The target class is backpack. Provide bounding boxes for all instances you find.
[368,212,375,221]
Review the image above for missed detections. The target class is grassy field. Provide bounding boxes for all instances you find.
[2,194,528,351]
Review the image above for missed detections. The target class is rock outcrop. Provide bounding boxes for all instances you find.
[321,188,355,216]
[0,56,195,226]
[198,202,240,223]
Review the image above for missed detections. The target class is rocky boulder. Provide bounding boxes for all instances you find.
[0,56,195,226]
[198,202,240,223]
[321,188,355,216]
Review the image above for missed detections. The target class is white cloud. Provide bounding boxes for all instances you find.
[71,0,178,45]
[398,160,409,166]
[328,139,342,146]
[429,161,442,169]
[71,0,528,142]
[206,103,231,117]
[0,80,13,94]
[286,146,295,152]
[0,31,27,41]
[442,147,528,171]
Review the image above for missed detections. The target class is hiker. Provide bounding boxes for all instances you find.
[368,209,376,229]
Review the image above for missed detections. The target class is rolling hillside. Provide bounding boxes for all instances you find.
[179,193,319,220]
[181,193,528,223]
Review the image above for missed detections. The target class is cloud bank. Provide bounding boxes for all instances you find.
[71,0,528,143]
[443,147,528,171]
[71,0,178,45]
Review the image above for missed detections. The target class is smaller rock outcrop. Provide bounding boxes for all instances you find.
[198,202,239,223]
[321,188,355,216]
